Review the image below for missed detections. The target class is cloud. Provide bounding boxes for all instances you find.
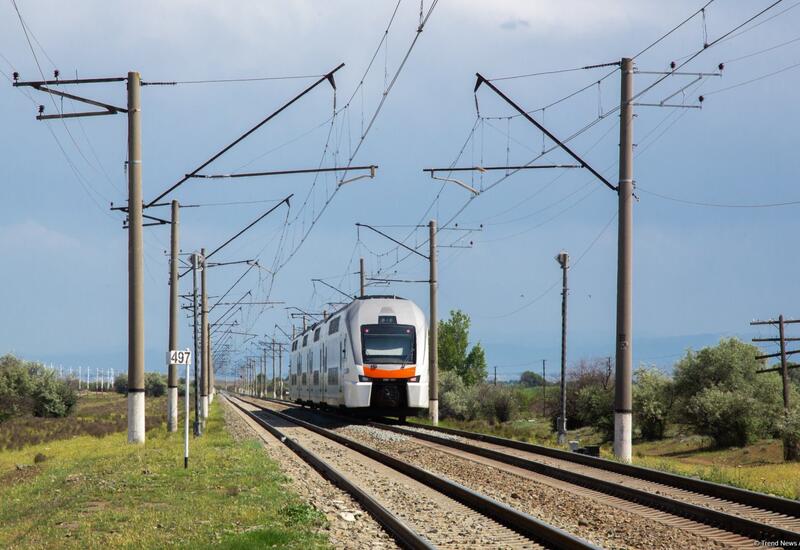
[500,18,530,31]
[0,220,82,253]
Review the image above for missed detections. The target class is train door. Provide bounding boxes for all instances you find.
[321,344,327,403]
[307,349,312,401]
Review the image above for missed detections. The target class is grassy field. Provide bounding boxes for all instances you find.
[0,394,329,549]
[412,416,800,499]
[633,435,800,499]
[0,392,166,451]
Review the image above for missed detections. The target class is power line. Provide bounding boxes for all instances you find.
[632,0,716,59]
[488,61,620,82]
[723,34,800,63]
[143,74,323,85]
[637,187,800,208]
[703,60,800,97]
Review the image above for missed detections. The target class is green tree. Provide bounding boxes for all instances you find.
[464,344,488,386]
[438,310,487,385]
[673,338,784,447]
[633,367,674,440]
[145,372,167,397]
[519,371,546,387]
[574,384,614,441]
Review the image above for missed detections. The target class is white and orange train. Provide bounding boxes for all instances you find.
[287,295,429,418]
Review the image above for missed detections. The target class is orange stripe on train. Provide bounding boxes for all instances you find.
[362,365,416,379]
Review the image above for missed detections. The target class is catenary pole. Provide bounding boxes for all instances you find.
[428,220,439,425]
[360,257,366,297]
[272,340,277,398]
[200,248,209,422]
[127,71,145,444]
[614,57,634,462]
[167,200,180,432]
[557,251,569,445]
[208,332,215,404]
[542,359,547,417]
[192,253,201,436]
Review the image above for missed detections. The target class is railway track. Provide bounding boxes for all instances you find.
[243,395,800,548]
[223,393,598,550]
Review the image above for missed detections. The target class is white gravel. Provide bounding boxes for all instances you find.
[338,424,410,443]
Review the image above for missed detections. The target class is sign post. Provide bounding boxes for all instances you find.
[169,349,192,468]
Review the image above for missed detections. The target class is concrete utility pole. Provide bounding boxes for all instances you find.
[278,343,283,398]
[556,251,569,445]
[127,71,145,444]
[200,249,209,421]
[614,57,634,462]
[272,341,277,398]
[542,359,547,417]
[494,366,497,386]
[192,253,201,436]
[208,336,214,404]
[428,219,439,425]
[360,257,366,297]
[167,200,180,432]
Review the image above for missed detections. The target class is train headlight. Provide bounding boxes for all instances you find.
[408,375,420,382]
[358,375,370,382]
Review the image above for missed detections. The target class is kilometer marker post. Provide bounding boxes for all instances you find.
[169,349,192,468]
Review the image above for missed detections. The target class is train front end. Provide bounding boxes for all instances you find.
[345,296,429,417]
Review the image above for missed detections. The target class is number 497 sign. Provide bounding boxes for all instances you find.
[168,349,192,365]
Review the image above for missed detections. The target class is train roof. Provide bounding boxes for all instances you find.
[291,295,409,343]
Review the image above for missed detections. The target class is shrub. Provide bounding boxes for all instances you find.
[673,338,784,447]
[0,355,76,420]
[478,384,517,424]
[686,387,765,447]
[574,384,614,441]
[145,372,167,397]
[439,370,467,420]
[777,406,800,461]
[114,374,128,394]
[633,367,674,440]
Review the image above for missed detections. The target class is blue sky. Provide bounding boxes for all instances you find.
[1,0,799,381]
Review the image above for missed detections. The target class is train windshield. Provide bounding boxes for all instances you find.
[361,324,415,364]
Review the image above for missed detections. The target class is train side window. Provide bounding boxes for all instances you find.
[328,317,340,335]
[291,340,298,351]
[296,355,302,374]
[302,334,308,347]
[314,328,321,342]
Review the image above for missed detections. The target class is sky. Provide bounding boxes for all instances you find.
[1,0,799,382]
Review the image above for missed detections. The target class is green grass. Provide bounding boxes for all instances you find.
[412,415,558,444]
[0,392,167,451]
[0,398,329,549]
[631,436,800,499]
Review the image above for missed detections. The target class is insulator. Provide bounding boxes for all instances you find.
[670,61,676,70]
[698,95,705,103]
[718,63,724,71]
[37,104,44,114]
[12,71,19,81]
[53,69,59,79]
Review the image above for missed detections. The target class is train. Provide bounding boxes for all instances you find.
[287,295,429,418]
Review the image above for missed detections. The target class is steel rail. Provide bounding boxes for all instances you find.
[248,396,800,544]
[392,419,800,519]
[365,421,800,542]
[223,394,434,550]
[231,395,598,550]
